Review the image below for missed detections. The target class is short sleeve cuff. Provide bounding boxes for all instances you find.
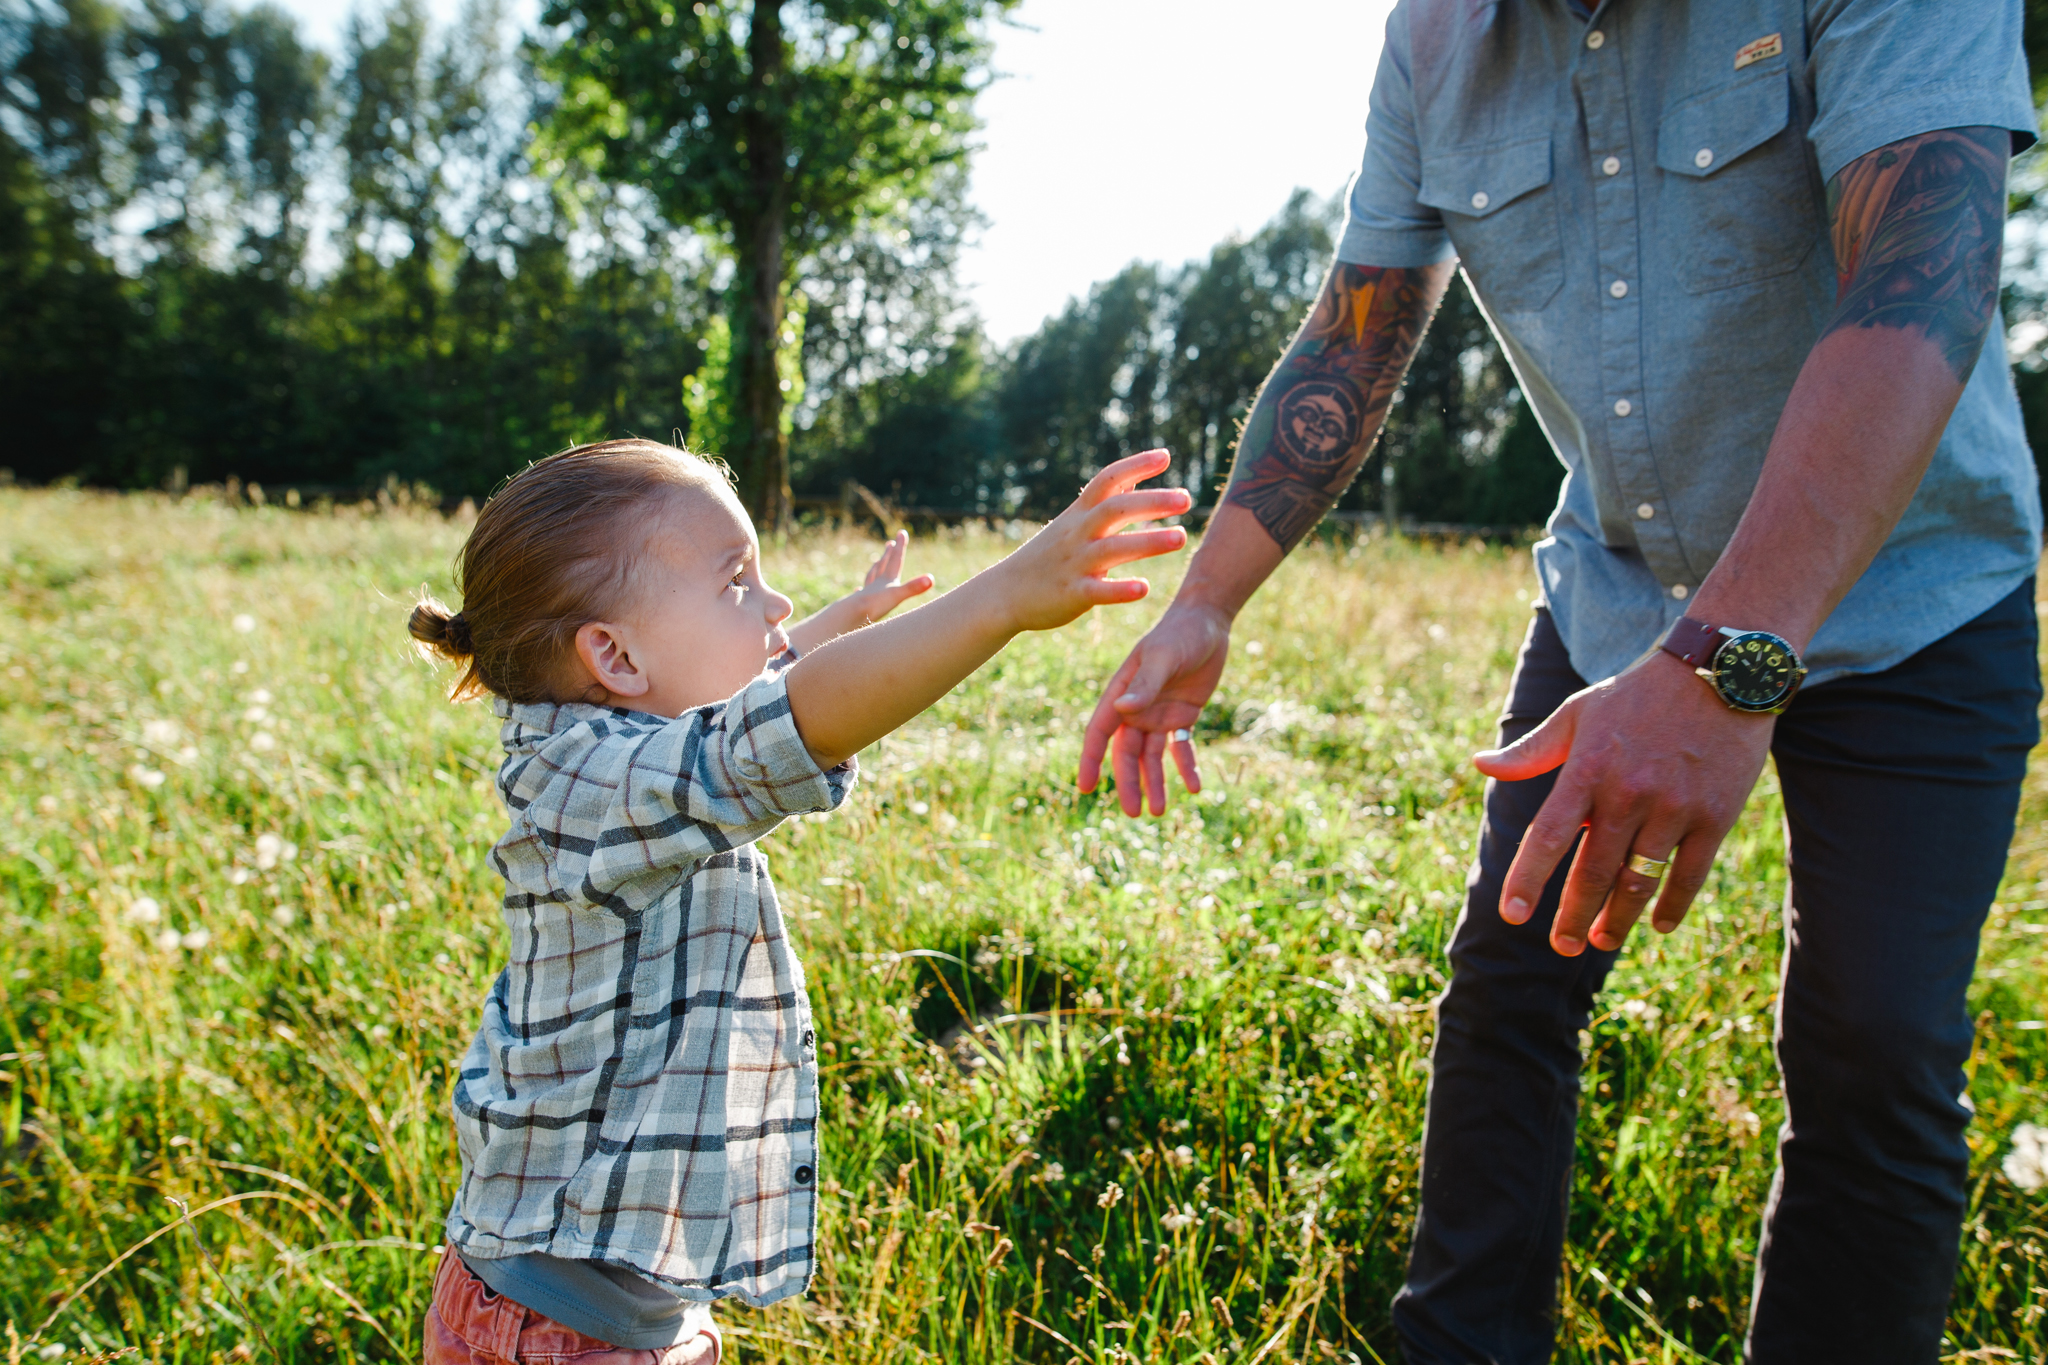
[1809,78,2038,184]
[1335,223,1458,270]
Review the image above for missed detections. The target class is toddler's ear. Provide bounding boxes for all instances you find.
[574,622,650,699]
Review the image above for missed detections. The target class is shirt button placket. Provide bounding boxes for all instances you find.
[1577,24,1683,593]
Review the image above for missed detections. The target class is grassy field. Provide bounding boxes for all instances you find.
[0,486,2044,1364]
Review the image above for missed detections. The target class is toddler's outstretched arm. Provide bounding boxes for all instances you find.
[785,531,935,656]
[785,450,1189,770]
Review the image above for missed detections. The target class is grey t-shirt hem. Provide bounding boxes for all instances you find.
[457,1248,711,1350]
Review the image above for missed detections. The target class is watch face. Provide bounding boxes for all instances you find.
[1713,631,1801,712]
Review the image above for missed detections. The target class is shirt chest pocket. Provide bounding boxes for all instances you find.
[1656,69,1817,293]
[1419,137,1563,315]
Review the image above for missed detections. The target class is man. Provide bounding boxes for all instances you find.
[1077,2,2042,1360]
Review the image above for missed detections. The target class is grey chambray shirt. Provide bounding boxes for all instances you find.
[1341,0,2043,686]
[444,663,854,1309]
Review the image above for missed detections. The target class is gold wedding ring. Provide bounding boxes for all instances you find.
[1170,728,1193,744]
[1627,852,1669,880]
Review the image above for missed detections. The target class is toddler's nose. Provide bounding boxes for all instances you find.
[766,587,794,624]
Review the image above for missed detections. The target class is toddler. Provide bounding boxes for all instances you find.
[407,437,1187,1362]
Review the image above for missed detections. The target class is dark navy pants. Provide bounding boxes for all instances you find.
[1391,581,2041,1364]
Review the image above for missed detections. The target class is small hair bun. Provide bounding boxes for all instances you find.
[408,598,475,659]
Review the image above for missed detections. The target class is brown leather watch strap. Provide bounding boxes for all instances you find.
[1660,615,1723,669]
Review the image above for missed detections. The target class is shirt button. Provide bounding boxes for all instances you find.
[802,1029,815,1048]
[1586,29,1605,49]
[1609,279,1629,299]
[794,1164,815,1186]
[1613,398,1632,417]
[1636,502,1656,520]
[1601,155,1621,176]
[1694,147,1714,169]
[1670,584,1689,600]
[1470,191,1490,211]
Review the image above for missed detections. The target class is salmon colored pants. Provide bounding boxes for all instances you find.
[423,1249,721,1365]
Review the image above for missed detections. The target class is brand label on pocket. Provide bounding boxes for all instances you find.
[1734,33,1783,70]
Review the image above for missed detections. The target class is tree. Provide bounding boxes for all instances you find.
[535,0,1016,526]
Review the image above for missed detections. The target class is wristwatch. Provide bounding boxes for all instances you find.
[1659,616,1807,714]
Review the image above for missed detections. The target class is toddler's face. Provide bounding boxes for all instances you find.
[611,482,794,715]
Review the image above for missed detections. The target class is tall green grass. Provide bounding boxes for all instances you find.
[1,488,2043,1363]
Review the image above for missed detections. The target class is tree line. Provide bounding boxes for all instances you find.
[6,0,2045,530]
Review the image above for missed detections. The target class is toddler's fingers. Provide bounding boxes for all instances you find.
[1080,449,1173,507]
[1087,488,1192,534]
[1089,527,1187,571]
[1078,575,1151,606]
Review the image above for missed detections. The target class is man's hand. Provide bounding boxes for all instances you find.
[1073,260,1455,818]
[1474,650,1776,956]
[1077,599,1231,816]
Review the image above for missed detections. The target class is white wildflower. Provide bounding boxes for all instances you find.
[142,719,180,746]
[154,928,183,953]
[228,867,253,886]
[36,1343,64,1361]
[249,731,277,752]
[1160,1204,1198,1232]
[1362,928,1385,953]
[1123,882,1146,896]
[126,764,166,790]
[1040,1161,1065,1183]
[125,897,162,925]
[36,795,59,815]
[232,613,256,633]
[1619,999,1664,1025]
[231,659,249,674]
[1097,1182,1124,1209]
[1167,1144,1196,1170]
[176,745,198,764]
[179,928,210,951]
[368,1024,392,1042]
[270,905,297,927]
[254,833,285,869]
[909,801,929,816]
[250,688,273,705]
[2005,1123,2047,1191]
[242,705,268,723]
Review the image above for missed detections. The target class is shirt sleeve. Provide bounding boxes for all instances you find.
[1805,0,2037,185]
[530,671,856,903]
[1337,1,1459,269]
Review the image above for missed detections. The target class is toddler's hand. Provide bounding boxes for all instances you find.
[844,530,935,627]
[1000,449,1191,634]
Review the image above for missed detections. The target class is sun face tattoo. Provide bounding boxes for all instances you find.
[1825,126,2007,384]
[1223,260,1452,552]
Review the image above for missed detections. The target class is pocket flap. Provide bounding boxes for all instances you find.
[1419,137,1554,217]
[1656,71,1791,178]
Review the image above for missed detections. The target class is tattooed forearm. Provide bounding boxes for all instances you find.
[1824,126,2006,383]
[1223,260,1454,551]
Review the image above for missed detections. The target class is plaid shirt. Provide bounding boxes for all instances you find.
[444,662,855,1308]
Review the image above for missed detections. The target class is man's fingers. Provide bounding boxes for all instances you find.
[1169,728,1201,796]
[1551,806,1644,956]
[1140,728,1170,816]
[1080,449,1173,506]
[1079,654,1145,792]
[1110,727,1145,817]
[1498,778,1590,928]
[1649,833,1722,934]
[1584,822,1684,953]
[1473,703,1579,783]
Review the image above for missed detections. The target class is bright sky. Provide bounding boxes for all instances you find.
[270,0,1395,342]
